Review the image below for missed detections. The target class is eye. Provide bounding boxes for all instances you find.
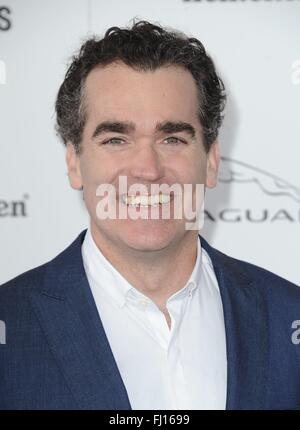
[102,138,126,145]
[164,136,186,145]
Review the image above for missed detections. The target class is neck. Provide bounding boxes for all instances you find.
[90,224,199,310]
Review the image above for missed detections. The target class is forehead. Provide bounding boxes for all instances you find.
[84,62,200,129]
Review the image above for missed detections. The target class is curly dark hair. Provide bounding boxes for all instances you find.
[55,19,226,155]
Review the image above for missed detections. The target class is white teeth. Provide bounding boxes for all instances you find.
[160,194,170,204]
[151,194,160,205]
[140,195,149,206]
[122,193,170,206]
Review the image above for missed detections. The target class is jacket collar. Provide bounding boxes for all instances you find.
[30,229,268,410]
[200,235,269,410]
[29,229,131,410]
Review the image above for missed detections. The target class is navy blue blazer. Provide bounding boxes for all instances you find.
[1,229,300,410]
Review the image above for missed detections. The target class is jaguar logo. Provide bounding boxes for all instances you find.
[205,157,300,223]
[219,157,300,203]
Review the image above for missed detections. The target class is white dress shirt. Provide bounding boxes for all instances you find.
[81,228,227,410]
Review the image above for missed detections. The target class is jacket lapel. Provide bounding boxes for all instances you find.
[29,230,131,410]
[28,228,269,410]
[200,236,269,410]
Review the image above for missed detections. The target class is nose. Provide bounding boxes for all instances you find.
[128,144,165,182]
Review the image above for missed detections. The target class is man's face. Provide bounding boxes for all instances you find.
[66,61,219,253]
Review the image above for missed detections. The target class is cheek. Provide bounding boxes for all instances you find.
[193,151,208,182]
[175,156,207,185]
[80,153,112,186]
[197,163,208,183]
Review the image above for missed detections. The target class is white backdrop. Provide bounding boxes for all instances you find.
[1,0,299,285]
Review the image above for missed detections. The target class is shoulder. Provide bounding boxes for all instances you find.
[227,252,298,291]
[0,262,48,308]
[0,229,87,310]
[0,263,51,339]
[200,235,300,298]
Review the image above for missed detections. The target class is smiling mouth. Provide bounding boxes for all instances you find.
[121,193,172,207]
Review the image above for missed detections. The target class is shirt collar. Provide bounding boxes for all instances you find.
[82,227,203,308]
[165,234,202,303]
[82,227,133,308]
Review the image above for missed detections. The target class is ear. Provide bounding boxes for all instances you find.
[205,140,220,189]
[65,142,83,190]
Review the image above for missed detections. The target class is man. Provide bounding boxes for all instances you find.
[0,20,300,410]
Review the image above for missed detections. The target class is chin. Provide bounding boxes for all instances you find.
[118,220,182,252]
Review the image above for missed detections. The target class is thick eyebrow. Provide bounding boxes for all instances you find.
[92,121,135,139]
[155,121,196,139]
[91,120,196,140]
